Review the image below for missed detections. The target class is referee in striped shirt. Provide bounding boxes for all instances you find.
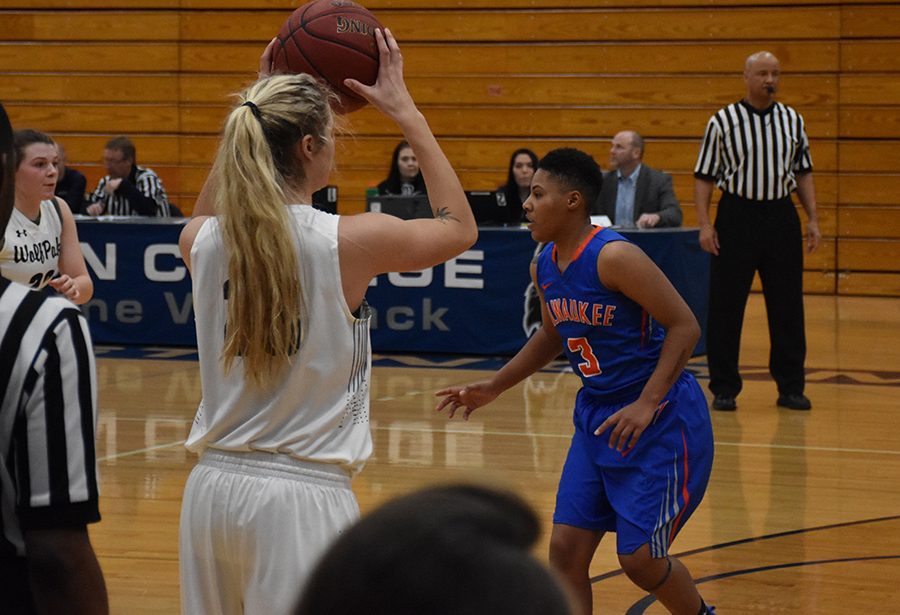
[694,51,821,412]
[85,136,170,217]
[0,102,108,614]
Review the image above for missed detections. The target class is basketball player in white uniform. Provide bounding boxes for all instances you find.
[0,130,92,303]
[177,29,478,614]
[1,198,63,287]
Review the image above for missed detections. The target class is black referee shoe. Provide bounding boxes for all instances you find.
[777,393,811,410]
[712,394,736,411]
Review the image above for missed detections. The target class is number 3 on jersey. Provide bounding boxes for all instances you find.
[567,337,602,377]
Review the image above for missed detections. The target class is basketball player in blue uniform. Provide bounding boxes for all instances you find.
[437,148,714,615]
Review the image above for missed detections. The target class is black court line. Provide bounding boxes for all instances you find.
[591,513,900,584]
[623,555,900,614]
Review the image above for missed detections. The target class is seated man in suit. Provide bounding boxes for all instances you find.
[592,131,682,228]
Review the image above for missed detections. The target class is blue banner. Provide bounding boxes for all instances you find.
[365,228,537,355]
[78,219,194,346]
[76,220,707,355]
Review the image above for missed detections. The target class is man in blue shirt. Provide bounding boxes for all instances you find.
[593,131,683,228]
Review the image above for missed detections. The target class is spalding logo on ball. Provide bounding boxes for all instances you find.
[272,0,382,114]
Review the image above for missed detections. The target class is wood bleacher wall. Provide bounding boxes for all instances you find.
[1,0,898,297]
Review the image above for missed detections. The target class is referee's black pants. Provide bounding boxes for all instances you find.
[707,192,806,398]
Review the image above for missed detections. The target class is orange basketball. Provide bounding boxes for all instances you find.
[272,0,382,114]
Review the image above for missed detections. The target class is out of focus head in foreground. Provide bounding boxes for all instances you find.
[294,483,575,615]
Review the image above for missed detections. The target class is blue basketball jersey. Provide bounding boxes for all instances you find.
[536,227,665,400]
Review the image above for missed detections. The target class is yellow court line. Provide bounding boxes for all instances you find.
[98,440,187,462]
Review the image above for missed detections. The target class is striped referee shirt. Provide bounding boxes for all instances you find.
[0,278,100,560]
[694,100,813,202]
[88,164,170,217]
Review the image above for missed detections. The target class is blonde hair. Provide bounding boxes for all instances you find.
[213,73,335,388]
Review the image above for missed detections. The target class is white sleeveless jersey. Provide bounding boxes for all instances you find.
[0,200,63,289]
[185,206,372,474]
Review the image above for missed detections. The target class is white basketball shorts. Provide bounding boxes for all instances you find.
[179,449,359,615]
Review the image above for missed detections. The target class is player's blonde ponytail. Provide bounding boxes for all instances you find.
[213,73,335,388]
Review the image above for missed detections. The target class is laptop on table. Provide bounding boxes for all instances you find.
[366,194,433,220]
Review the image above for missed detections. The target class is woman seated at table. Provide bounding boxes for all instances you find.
[377,140,427,196]
[499,148,538,224]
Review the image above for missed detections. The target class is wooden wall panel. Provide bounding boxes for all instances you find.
[837,7,900,295]
[0,2,897,295]
[180,41,839,75]
[179,0,833,7]
[179,8,840,43]
[838,273,900,296]
[809,206,838,238]
[5,1,177,6]
[0,42,179,71]
[841,5,900,37]
[0,75,179,103]
[177,105,838,140]
[839,176,900,206]
[838,208,900,238]
[175,74,836,107]
[840,107,900,138]
[0,12,178,41]
[805,239,838,271]
[839,141,900,172]
[2,0,835,7]
[838,239,900,271]
[840,75,900,105]
[841,41,900,71]
[4,103,179,133]
[2,0,846,7]
[803,271,837,294]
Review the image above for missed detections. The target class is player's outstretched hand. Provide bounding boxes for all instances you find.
[593,399,659,453]
[435,382,498,420]
[344,28,415,122]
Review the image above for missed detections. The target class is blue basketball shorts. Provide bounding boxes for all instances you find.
[553,371,714,557]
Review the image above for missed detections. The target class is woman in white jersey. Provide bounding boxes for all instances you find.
[0,129,93,303]
[177,29,477,614]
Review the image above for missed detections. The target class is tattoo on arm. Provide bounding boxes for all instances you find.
[434,207,460,223]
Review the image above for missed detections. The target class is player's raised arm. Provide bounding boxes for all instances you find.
[342,28,477,277]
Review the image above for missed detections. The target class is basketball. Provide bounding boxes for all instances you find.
[272,0,382,114]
